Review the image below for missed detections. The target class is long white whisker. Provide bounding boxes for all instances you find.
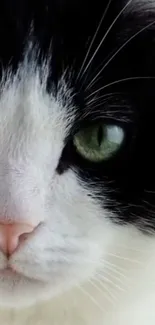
[107,104,130,108]
[86,92,118,106]
[97,269,128,288]
[89,102,130,111]
[77,284,106,312]
[86,96,110,107]
[106,252,142,264]
[89,278,118,304]
[100,259,127,273]
[103,262,128,280]
[80,0,133,80]
[86,19,155,90]
[110,243,151,253]
[95,272,126,292]
[86,76,155,99]
[81,110,131,123]
[82,257,125,276]
[76,0,113,81]
[88,99,117,109]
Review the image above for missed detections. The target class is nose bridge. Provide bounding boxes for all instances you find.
[0,80,50,232]
[0,160,26,197]
[0,161,36,221]
[0,157,46,229]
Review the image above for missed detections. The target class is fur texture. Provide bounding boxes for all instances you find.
[0,0,155,324]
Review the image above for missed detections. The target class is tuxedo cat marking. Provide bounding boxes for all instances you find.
[0,0,155,324]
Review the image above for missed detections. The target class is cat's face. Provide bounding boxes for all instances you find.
[0,0,155,308]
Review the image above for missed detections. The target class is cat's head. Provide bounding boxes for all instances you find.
[0,0,155,308]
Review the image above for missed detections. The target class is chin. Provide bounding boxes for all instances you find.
[0,262,99,309]
[0,272,50,308]
[0,274,64,308]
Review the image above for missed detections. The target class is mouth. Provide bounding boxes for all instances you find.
[0,266,47,284]
[0,266,48,308]
[0,266,34,281]
[0,266,20,277]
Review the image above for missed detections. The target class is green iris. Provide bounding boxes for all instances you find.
[73,124,124,162]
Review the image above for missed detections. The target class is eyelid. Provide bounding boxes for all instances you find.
[72,120,124,136]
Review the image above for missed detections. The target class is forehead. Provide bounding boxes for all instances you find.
[0,0,154,109]
[0,0,153,67]
[0,0,154,132]
[0,0,149,68]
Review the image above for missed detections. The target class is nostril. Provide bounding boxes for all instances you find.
[0,222,41,256]
[18,231,32,244]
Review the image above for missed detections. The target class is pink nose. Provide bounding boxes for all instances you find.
[0,223,36,256]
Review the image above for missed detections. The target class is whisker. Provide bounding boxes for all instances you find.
[89,278,118,304]
[81,108,131,123]
[111,243,153,254]
[96,272,126,292]
[86,92,118,106]
[76,0,113,82]
[100,259,127,273]
[87,101,119,110]
[98,269,128,289]
[80,0,133,81]
[88,100,116,110]
[88,102,130,111]
[86,19,155,90]
[107,104,130,108]
[103,262,128,280]
[106,252,142,264]
[86,76,155,99]
[77,284,106,312]
[86,97,111,108]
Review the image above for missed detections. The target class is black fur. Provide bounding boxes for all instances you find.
[1,0,155,231]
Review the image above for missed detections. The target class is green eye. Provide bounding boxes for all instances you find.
[73,124,124,162]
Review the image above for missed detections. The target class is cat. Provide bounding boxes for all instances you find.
[0,0,155,324]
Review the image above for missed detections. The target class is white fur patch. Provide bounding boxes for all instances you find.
[1,227,155,325]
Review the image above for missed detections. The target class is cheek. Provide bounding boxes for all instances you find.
[7,169,119,284]
[47,169,116,251]
[48,170,101,234]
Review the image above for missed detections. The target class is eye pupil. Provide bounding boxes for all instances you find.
[97,125,103,147]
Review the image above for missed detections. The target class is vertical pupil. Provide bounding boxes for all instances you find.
[97,125,103,146]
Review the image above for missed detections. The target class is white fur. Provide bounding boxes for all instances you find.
[0,53,154,324]
[1,227,155,325]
